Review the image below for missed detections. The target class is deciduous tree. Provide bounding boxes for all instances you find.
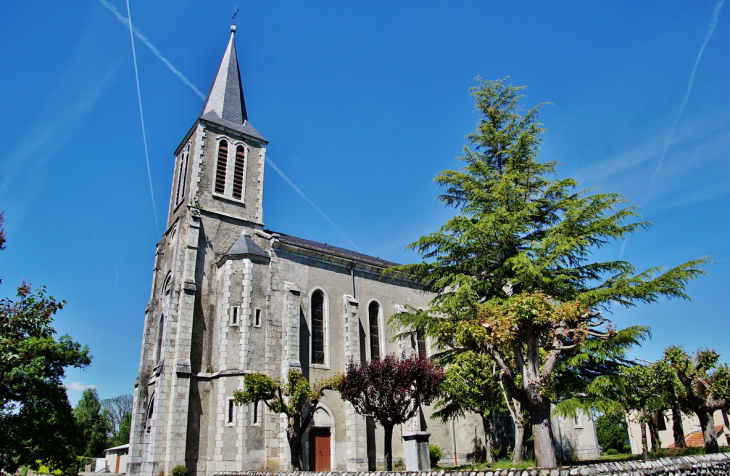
[595,413,629,453]
[234,370,338,470]
[615,362,676,459]
[73,388,111,457]
[664,346,729,453]
[433,351,505,463]
[389,78,709,468]
[339,354,442,470]
[0,215,92,474]
[102,394,133,445]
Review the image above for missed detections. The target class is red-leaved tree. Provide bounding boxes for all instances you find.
[339,354,442,470]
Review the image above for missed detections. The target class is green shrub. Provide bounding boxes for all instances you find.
[429,443,443,468]
[172,465,188,476]
[606,448,618,455]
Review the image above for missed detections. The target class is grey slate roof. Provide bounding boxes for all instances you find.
[271,231,399,269]
[223,233,269,259]
[199,29,266,142]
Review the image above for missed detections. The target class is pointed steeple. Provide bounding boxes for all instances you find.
[199,25,265,141]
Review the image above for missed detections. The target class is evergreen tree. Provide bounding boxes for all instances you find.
[73,388,111,457]
[390,78,709,468]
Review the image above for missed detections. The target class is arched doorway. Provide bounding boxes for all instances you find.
[306,405,334,471]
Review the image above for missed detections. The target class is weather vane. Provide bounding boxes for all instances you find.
[232,5,240,25]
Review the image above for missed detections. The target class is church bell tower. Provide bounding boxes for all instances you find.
[128,24,271,476]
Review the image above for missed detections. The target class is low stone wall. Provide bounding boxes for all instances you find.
[215,452,730,476]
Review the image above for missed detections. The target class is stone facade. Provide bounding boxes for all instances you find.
[128,25,597,476]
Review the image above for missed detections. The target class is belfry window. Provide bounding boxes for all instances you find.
[215,140,228,195]
[369,302,381,361]
[213,139,247,202]
[232,145,245,200]
[311,290,325,365]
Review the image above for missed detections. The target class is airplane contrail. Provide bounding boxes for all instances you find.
[98,0,206,100]
[266,155,362,252]
[648,0,725,195]
[125,0,159,236]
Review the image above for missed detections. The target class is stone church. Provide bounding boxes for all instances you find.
[127,25,600,476]
[126,24,484,476]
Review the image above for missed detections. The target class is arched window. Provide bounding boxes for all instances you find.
[155,314,165,364]
[215,140,228,195]
[369,302,380,362]
[179,144,190,204]
[311,290,325,365]
[232,145,245,200]
[175,150,185,205]
[416,328,427,359]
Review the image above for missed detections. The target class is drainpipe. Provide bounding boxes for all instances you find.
[452,417,458,466]
[351,262,356,299]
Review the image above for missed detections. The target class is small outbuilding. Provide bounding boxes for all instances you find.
[103,443,129,474]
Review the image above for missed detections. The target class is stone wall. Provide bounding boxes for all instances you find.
[214,452,730,476]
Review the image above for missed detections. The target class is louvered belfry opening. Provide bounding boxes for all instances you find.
[311,291,325,364]
[232,145,245,200]
[369,302,380,361]
[215,140,228,194]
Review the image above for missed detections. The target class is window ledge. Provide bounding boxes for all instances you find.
[212,192,245,206]
[311,363,330,370]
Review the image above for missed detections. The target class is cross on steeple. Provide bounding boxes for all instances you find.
[232,6,240,24]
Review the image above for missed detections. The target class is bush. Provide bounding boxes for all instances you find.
[172,465,187,476]
[429,444,443,468]
[606,448,618,455]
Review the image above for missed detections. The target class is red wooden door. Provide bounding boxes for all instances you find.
[115,455,121,473]
[309,427,331,471]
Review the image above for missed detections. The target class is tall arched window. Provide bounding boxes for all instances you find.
[155,314,165,364]
[416,328,427,359]
[369,302,380,362]
[232,145,245,200]
[179,144,189,203]
[174,150,185,205]
[215,140,228,195]
[311,290,325,365]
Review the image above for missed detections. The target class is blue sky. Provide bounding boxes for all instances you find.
[0,1,727,404]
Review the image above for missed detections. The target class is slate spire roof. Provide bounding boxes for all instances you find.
[199,25,265,142]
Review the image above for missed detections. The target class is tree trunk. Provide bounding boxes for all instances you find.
[648,411,662,451]
[698,408,719,454]
[530,403,557,468]
[288,433,303,470]
[383,422,394,471]
[481,415,495,464]
[512,416,525,464]
[639,407,649,461]
[671,388,686,448]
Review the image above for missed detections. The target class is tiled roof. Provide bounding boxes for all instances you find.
[671,425,725,448]
[271,231,400,269]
